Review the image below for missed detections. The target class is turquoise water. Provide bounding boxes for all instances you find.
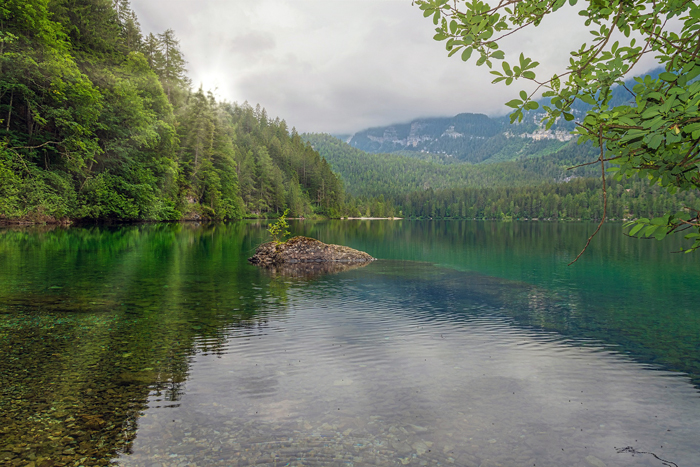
[0,221,698,467]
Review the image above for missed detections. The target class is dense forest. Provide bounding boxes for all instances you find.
[0,0,350,222]
[305,134,700,220]
[397,178,699,220]
[303,133,600,198]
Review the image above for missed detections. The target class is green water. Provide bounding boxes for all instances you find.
[293,220,700,383]
[0,221,698,467]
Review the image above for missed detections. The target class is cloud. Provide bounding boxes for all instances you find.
[229,32,276,58]
[130,0,659,134]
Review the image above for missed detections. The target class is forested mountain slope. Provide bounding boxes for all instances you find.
[0,0,347,222]
[305,134,699,220]
[304,133,598,198]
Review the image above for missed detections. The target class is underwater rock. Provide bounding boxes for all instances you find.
[248,236,374,267]
[260,261,372,279]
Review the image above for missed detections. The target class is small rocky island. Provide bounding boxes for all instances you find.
[249,236,374,265]
[248,236,374,277]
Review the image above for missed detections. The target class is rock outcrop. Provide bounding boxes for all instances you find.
[248,236,374,267]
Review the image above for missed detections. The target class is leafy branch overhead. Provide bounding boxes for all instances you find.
[415,0,700,255]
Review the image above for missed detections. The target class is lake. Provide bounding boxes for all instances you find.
[0,220,698,467]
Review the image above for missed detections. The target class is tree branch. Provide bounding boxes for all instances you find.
[9,141,60,150]
[569,127,607,265]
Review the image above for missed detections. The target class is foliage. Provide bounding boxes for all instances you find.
[305,133,599,198]
[398,177,699,221]
[308,134,698,231]
[0,0,354,223]
[267,209,291,244]
[416,0,700,253]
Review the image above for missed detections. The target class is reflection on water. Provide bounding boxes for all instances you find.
[0,222,698,467]
[257,260,372,279]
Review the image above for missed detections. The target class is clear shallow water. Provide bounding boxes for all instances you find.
[0,221,698,467]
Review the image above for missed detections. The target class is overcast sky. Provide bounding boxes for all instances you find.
[130,0,654,135]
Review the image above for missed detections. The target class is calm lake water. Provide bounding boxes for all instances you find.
[0,220,698,467]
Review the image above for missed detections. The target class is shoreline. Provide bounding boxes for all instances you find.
[0,217,635,227]
[342,217,403,220]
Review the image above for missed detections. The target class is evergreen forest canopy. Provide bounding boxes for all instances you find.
[0,0,353,222]
[305,133,699,221]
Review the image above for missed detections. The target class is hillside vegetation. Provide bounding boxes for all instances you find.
[305,134,699,220]
[304,133,599,197]
[0,0,349,222]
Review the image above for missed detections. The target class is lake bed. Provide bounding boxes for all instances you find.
[1,221,698,467]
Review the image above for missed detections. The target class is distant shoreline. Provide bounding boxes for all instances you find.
[342,217,403,220]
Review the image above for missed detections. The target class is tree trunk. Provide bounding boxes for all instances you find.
[26,99,33,138]
[6,91,13,132]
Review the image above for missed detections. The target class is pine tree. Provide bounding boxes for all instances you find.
[142,33,162,70]
[123,11,142,51]
[157,29,188,103]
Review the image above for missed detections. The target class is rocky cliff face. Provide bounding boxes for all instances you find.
[347,113,504,156]
[343,112,578,163]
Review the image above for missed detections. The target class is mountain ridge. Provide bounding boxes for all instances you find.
[341,111,573,164]
[339,69,664,164]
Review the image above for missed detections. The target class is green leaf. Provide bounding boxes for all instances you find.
[654,229,667,240]
[449,20,458,34]
[648,134,663,149]
[503,62,513,76]
[461,47,473,61]
[643,225,658,237]
[505,99,522,108]
[658,72,677,82]
[580,94,596,105]
[650,216,669,226]
[519,90,527,100]
[629,223,645,236]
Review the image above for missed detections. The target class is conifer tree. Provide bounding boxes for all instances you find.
[142,33,162,70]
[157,29,188,103]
